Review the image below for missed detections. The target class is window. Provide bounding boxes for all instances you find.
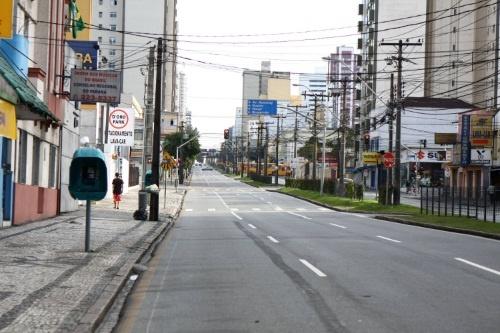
[18,130,28,184]
[109,36,116,44]
[111,0,118,5]
[109,62,116,69]
[110,12,117,18]
[98,11,103,18]
[49,145,56,188]
[98,24,103,30]
[110,24,117,31]
[98,36,103,43]
[109,49,116,56]
[32,137,40,186]
[98,0,103,4]
[134,130,143,141]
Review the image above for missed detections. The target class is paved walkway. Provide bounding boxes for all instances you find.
[0,185,185,332]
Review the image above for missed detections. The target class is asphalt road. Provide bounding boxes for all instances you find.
[116,169,500,333]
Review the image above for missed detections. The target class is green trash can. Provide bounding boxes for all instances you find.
[144,170,152,187]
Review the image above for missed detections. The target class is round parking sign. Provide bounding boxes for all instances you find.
[109,109,129,129]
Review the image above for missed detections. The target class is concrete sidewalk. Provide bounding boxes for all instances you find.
[0,185,185,333]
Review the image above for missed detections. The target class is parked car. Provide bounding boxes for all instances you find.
[202,165,213,171]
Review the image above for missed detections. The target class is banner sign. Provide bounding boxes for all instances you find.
[70,69,121,103]
[434,133,457,145]
[0,0,14,39]
[403,150,448,163]
[470,114,493,147]
[460,115,471,166]
[247,99,277,115]
[67,41,99,70]
[0,99,16,139]
[362,152,380,165]
[107,108,134,146]
[470,148,491,165]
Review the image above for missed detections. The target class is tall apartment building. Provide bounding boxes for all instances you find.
[329,46,359,129]
[358,0,427,151]
[91,0,125,72]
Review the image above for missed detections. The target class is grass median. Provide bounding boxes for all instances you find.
[280,187,500,237]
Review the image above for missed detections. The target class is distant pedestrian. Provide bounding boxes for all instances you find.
[112,173,124,209]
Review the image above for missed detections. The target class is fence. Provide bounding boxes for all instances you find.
[420,186,500,223]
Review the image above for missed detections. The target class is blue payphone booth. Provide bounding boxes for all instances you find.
[69,147,107,252]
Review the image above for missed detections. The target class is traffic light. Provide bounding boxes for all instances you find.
[224,129,229,139]
[363,133,370,148]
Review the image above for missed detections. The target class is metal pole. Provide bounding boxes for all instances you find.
[388,73,394,204]
[275,117,280,185]
[142,46,155,189]
[313,95,318,181]
[85,200,91,252]
[339,79,347,195]
[149,38,163,221]
[320,124,326,195]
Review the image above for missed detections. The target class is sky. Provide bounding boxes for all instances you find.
[176,0,359,149]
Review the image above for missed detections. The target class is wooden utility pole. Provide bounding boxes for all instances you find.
[149,38,164,221]
[381,40,422,205]
[388,73,394,204]
[273,115,286,185]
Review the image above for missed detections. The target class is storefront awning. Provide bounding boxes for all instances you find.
[0,53,58,123]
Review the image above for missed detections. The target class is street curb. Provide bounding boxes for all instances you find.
[74,190,187,333]
[273,189,500,241]
[373,215,500,241]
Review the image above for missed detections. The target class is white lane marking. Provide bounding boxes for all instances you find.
[248,224,257,229]
[299,259,327,277]
[275,206,283,211]
[376,235,401,243]
[266,201,273,205]
[287,212,312,220]
[231,208,239,211]
[185,209,193,212]
[267,236,280,243]
[252,208,261,211]
[231,211,242,220]
[208,208,216,212]
[329,223,346,229]
[297,208,306,211]
[455,258,500,277]
[319,208,329,211]
[352,214,366,218]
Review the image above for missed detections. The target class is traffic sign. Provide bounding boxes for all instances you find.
[383,151,394,168]
[247,99,277,115]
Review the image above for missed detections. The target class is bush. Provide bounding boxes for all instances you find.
[249,173,273,184]
[285,178,363,200]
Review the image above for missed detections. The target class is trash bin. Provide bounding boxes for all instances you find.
[138,190,148,211]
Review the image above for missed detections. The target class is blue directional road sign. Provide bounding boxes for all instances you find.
[247,99,277,115]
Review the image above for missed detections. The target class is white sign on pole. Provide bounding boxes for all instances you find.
[107,108,135,146]
[470,148,491,165]
[70,69,121,103]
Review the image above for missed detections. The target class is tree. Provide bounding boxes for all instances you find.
[162,128,201,170]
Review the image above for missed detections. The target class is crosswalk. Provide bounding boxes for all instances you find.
[184,207,340,213]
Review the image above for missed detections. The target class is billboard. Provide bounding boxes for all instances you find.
[0,0,13,39]
[67,41,99,70]
[107,108,134,146]
[0,99,16,140]
[362,152,379,165]
[70,69,121,103]
[470,114,493,147]
[247,99,277,115]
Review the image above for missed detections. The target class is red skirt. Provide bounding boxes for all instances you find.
[113,194,121,202]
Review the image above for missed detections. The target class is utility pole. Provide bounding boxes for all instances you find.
[273,115,285,185]
[388,73,394,204]
[256,121,262,175]
[264,124,269,176]
[338,77,348,195]
[142,46,155,189]
[246,132,250,177]
[381,39,422,205]
[149,38,163,221]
